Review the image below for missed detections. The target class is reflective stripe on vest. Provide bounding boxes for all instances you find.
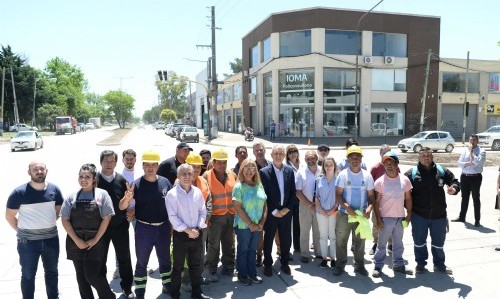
[206,170,235,215]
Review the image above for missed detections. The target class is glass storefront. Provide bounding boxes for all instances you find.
[263,73,272,136]
[279,69,315,137]
[323,68,357,136]
[370,104,405,136]
[235,108,243,133]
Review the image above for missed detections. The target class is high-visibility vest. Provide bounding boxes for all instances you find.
[195,176,210,204]
[206,170,235,215]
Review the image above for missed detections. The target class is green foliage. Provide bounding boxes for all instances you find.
[160,109,177,123]
[37,103,65,130]
[156,72,188,119]
[229,58,242,74]
[103,90,135,128]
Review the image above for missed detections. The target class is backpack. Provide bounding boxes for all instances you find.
[411,164,444,180]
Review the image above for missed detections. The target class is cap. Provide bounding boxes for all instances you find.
[212,148,229,160]
[346,145,363,157]
[317,144,330,151]
[177,142,193,151]
[382,151,399,164]
[142,150,160,163]
[186,153,203,165]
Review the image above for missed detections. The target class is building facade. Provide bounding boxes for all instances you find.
[241,7,440,138]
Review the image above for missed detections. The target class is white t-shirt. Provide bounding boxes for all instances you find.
[336,168,374,213]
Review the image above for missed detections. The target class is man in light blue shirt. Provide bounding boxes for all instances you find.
[452,134,486,227]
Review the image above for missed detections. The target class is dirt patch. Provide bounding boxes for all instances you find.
[97,128,131,146]
[399,151,500,167]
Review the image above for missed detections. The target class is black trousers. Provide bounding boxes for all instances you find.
[73,259,115,299]
[291,201,300,252]
[263,212,292,267]
[101,221,133,293]
[171,231,203,298]
[459,174,482,222]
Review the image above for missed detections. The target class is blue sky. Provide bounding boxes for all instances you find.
[1,0,498,116]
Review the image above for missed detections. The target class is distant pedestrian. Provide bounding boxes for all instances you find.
[452,134,486,226]
[270,120,276,140]
[405,147,460,275]
[60,163,116,299]
[372,151,413,278]
[6,161,64,299]
[233,159,267,286]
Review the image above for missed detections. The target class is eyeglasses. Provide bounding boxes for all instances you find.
[78,175,93,180]
[243,166,256,171]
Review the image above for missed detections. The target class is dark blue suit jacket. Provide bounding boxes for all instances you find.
[259,163,296,212]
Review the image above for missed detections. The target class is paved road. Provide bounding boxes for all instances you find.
[0,126,499,298]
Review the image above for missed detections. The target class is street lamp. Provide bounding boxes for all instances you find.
[114,76,133,128]
[354,0,385,140]
[32,76,39,127]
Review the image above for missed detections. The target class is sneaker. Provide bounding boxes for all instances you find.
[113,267,120,279]
[415,264,426,274]
[387,244,393,254]
[434,265,453,275]
[319,260,328,269]
[330,259,336,268]
[122,290,135,299]
[248,274,263,284]
[393,266,414,275]
[332,267,345,276]
[238,276,252,286]
[369,243,377,255]
[354,266,369,276]
[372,267,382,278]
[208,272,218,282]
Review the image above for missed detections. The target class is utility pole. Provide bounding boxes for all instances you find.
[10,67,19,124]
[462,51,470,144]
[32,76,38,127]
[1,67,5,136]
[419,49,432,132]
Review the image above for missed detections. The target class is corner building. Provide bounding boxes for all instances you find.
[241,7,440,138]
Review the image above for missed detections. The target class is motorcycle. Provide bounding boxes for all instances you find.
[244,127,254,141]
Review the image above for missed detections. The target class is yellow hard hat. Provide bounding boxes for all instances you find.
[212,148,228,160]
[142,150,160,163]
[346,145,363,157]
[186,153,203,165]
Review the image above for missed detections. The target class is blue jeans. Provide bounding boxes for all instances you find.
[17,236,59,299]
[235,228,260,277]
[411,213,447,267]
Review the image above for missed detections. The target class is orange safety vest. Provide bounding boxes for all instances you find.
[195,176,210,204]
[206,170,235,216]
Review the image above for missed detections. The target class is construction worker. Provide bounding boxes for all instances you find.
[202,149,236,282]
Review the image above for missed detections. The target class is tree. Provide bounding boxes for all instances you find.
[103,90,135,128]
[36,103,65,130]
[229,58,242,74]
[160,109,177,123]
[156,72,188,119]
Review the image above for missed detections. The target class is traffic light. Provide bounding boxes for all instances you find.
[162,70,168,80]
[157,70,163,81]
[465,101,470,117]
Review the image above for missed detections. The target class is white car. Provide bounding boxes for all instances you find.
[476,125,500,150]
[397,131,455,153]
[9,123,37,132]
[10,131,44,152]
[178,126,199,143]
[86,123,95,130]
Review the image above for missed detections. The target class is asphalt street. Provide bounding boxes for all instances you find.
[0,126,499,299]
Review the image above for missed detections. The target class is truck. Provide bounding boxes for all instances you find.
[89,117,101,129]
[55,116,77,135]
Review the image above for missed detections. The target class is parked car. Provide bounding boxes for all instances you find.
[175,125,191,140]
[9,123,37,132]
[165,123,173,135]
[10,131,43,152]
[371,123,399,136]
[397,130,455,153]
[156,121,166,130]
[168,123,184,137]
[476,125,500,150]
[178,126,199,143]
[86,123,95,130]
[138,122,145,129]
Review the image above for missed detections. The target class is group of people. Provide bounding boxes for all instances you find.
[5,133,496,299]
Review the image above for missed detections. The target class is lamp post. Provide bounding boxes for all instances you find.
[115,76,133,128]
[354,0,385,140]
[32,77,39,127]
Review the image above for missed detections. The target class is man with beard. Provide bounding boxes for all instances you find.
[6,161,64,299]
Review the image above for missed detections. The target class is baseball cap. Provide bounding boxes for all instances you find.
[382,151,399,164]
[317,144,330,151]
[177,142,193,151]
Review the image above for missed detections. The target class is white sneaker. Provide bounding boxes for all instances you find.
[113,268,120,279]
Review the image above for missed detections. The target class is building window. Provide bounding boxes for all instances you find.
[280,30,311,57]
[279,69,315,137]
[489,73,500,93]
[263,73,272,136]
[216,91,222,104]
[250,76,257,94]
[235,108,243,133]
[323,68,357,136]
[372,69,407,91]
[250,45,259,68]
[442,72,479,93]
[234,83,242,100]
[325,30,360,55]
[261,37,271,62]
[372,32,407,57]
[370,104,405,136]
[224,87,231,103]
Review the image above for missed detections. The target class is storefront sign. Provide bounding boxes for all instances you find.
[280,71,314,91]
[484,104,500,115]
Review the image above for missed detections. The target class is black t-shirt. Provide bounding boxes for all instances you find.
[157,156,182,185]
[97,172,128,227]
[134,176,172,223]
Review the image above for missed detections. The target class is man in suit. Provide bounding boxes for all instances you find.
[259,145,296,277]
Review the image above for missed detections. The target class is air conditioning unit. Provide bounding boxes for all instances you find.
[364,56,373,64]
[249,93,256,101]
[384,56,395,64]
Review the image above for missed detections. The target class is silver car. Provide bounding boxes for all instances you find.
[10,131,44,152]
[397,131,455,153]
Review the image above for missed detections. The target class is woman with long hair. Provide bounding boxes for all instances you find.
[285,144,301,173]
[315,157,338,269]
[60,163,116,299]
[285,144,301,254]
[232,159,267,286]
